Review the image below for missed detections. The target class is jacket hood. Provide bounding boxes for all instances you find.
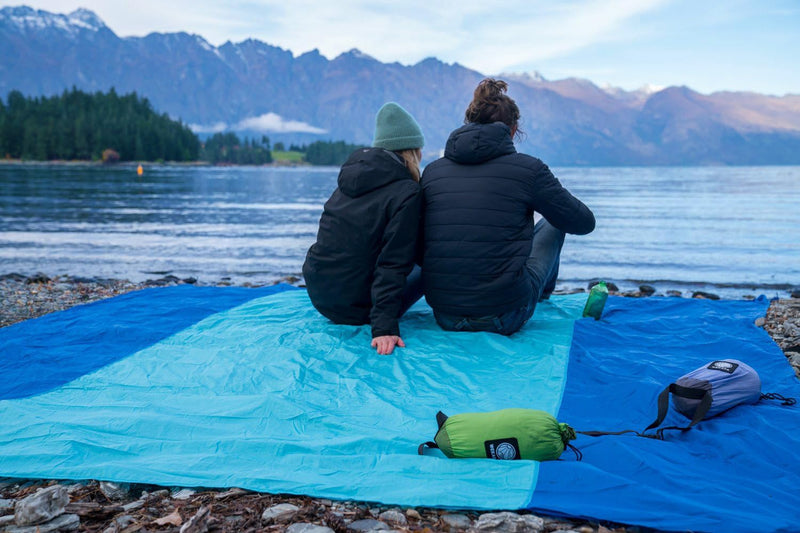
[338,147,413,197]
[444,122,516,164]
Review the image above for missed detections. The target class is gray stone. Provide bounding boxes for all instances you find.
[0,515,15,526]
[143,489,170,500]
[639,284,656,296]
[261,503,300,524]
[286,524,336,533]
[541,516,579,531]
[405,509,422,520]
[348,518,390,531]
[755,317,766,327]
[378,509,407,526]
[14,485,70,526]
[790,289,800,299]
[122,500,144,511]
[441,513,472,529]
[6,513,80,532]
[692,290,720,300]
[172,488,196,500]
[318,499,333,506]
[666,290,683,297]
[98,481,129,501]
[787,352,800,366]
[0,497,15,512]
[473,511,545,533]
[114,515,136,528]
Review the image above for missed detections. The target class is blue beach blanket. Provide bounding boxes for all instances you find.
[0,286,798,532]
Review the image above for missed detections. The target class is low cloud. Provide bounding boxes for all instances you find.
[235,113,327,134]
[188,121,228,133]
[189,113,327,134]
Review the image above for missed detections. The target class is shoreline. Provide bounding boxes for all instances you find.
[0,158,315,168]
[1,273,798,533]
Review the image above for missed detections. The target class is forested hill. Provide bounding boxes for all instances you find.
[0,88,199,161]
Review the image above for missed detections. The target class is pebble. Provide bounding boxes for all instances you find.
[473,511,545,532]
[262,503,300,524]
[441,513,472,529]
[692,290,720,300]
[347,518,390,531]
[14,485,69,526]
[666,290,682,297]
[0,497,15,511]
[378,509,407,526]
[755,317,766,327]
[791,289,800,299]
[98,481,129,501]
[172,488,196,500]
[405,508,421,520]
[638,284,656,296]
[121,500,144,511]
[286,524,336,533]
[5,513,80,532]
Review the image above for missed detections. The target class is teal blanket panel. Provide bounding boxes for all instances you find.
[0,288,585,509]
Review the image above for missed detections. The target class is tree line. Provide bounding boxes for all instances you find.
[0,88,199,161]
[275,140,367,166]
[0,88,367,166]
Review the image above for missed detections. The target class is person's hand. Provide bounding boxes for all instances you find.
[371,335,405,355]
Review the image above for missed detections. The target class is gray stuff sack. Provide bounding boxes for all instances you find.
[644,359,795,438]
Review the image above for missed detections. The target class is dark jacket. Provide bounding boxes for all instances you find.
[420,122,595,317]
[303,148,421,337]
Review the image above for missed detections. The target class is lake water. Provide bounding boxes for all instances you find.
[1,163,798,297]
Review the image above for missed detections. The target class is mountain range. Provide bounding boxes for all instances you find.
[2,5,800,165]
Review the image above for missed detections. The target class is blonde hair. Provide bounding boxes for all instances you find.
[395,148,422,182]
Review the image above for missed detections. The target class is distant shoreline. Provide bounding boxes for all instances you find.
[0,158,313,167]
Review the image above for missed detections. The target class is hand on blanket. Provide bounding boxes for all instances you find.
[371,335,405,355]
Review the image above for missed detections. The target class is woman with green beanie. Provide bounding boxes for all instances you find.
[303,102,425,355]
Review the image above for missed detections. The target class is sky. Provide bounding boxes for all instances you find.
[3,0,799,95]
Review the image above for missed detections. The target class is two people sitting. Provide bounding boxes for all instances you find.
[303,78,596,355]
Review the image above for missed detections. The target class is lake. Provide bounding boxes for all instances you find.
[1,163,798,297]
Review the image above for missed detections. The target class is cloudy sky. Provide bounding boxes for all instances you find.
[5,0,799,95]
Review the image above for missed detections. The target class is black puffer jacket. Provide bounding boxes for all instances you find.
[421,122,595,317]
[303,148,421,337]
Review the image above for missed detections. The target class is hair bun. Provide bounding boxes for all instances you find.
[473,78,508,101]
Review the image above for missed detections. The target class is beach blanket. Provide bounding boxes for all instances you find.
[0,285,798,532]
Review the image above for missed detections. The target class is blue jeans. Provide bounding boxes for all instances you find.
[434,219,565,336]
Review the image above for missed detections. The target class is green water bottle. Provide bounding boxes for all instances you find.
[583,281,609,320]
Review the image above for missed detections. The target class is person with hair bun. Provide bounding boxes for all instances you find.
[420,78,595,335]
[303,102,425,355]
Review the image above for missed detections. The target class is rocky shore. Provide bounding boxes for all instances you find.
[1,273,798,533]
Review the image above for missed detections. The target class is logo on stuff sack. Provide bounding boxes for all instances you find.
[708,361,739,374]
[484,438,520,460]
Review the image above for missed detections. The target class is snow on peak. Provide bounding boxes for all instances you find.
[0,5,106,35]
[499,71,547,85]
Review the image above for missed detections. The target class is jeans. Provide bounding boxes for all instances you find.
[434,219,566,336]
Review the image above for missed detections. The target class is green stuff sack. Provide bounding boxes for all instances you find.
[418,408,578,461]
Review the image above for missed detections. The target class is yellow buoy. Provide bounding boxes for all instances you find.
[137,164,143,176]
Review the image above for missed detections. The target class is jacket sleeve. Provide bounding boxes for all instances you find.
[370,185,422,338]
[529,163,595,235]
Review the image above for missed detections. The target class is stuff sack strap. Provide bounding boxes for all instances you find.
[643,383,713,439]
[760,392,797,406]
[418,411,449,455]
[418,441,439,455]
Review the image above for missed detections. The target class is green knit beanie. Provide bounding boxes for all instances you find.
[373,102,425,151]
